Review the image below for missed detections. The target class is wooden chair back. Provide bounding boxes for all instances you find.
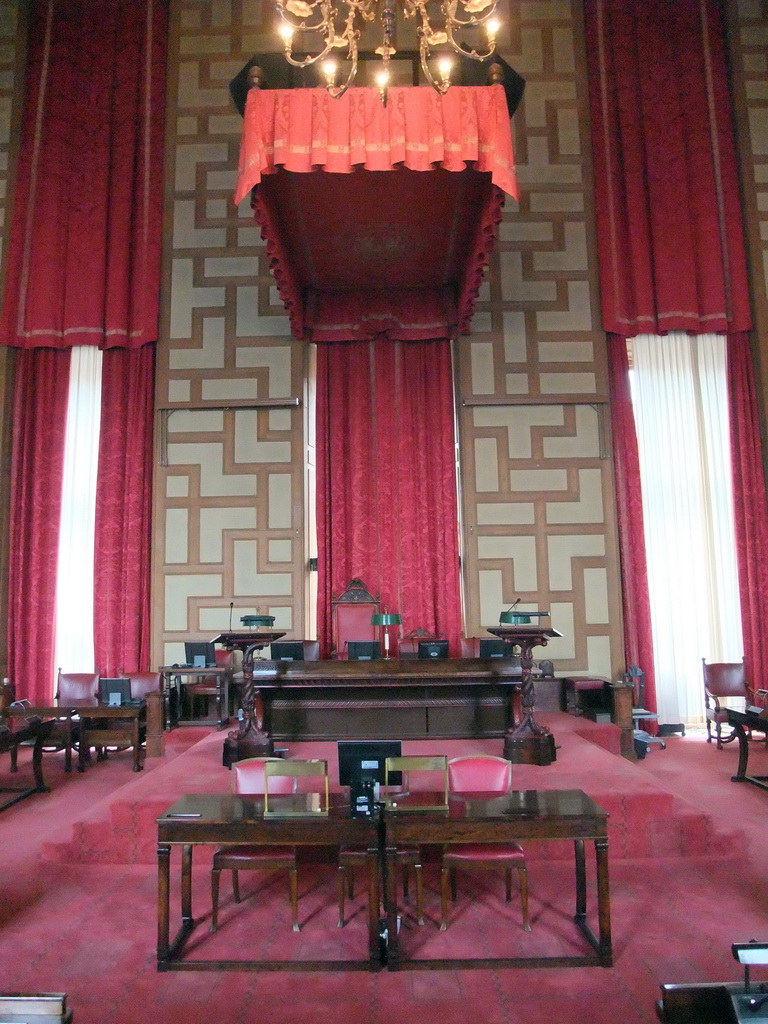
[263,759,329,813]
[385,755,449,804]
[702,658,749,701]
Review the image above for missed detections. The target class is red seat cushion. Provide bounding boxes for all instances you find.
[443,843,525,864]
[213,845,294,868]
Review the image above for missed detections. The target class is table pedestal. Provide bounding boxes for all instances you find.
[213,630,285,765]
[487,625,561,766]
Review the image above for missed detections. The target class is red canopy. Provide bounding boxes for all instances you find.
[234,85,518,341]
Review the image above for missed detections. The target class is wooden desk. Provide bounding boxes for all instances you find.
[5,702,80,772]
[383,788,612,969]
[156,792,381,971]
[71,699,146,773]
[727,707,768,791]
[0,715,53,810]
[159,666,231,731]
[225,657,530,758]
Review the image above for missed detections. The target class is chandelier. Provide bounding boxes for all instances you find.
[275,1,501,102]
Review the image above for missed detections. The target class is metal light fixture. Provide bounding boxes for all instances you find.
[275,0,501,102]
[371,612,402,658]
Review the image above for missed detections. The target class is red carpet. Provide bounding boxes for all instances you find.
[1,713,767,1023]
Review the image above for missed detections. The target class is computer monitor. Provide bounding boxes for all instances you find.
[479,638,509,659]
[270,640,305,661]
[98,677,132,706]
[347,640,381,661]
[338,740,402,786]
[184,641,216,667]
[418,639,449,660]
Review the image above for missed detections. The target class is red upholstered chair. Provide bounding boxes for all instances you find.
[51,670,100,771]
[331,579,379,658]
[440,755,530,932]
[211,757,297,933]
[126,672,162,700]
[702,658,755,750]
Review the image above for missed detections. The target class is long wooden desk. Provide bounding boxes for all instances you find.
[73,699,146,773]
[159,666,232,731]
[727,707,768,790]
[384,787,611,969]
[0,715,53,810]
[156,792,381,971]
[225,657,534,754]
[8,699,147,773]
[156,788,611,971]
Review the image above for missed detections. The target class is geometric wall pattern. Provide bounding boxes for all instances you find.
[157,0,625,675]
[5,2,768,681]
[729,0,768,437]
[455,2,621,678]
[155,1,308,666]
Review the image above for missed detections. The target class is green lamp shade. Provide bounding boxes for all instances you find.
[499,610,531,624]
[371,613,402,626]
[240,614,275,627]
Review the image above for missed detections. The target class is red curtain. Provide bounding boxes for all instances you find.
[726,334,768,689]
[316,338,463,658]
[606,336,657,718]
[585,0,760,711]
[584,0,751,337]
[93,346,155,676]
[0,0,167,349]
[8,350,71,702]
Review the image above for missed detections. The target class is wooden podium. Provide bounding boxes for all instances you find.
[214,629,285,765]
[486,624,562,765]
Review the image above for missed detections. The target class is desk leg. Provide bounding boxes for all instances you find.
[731,721,749,782]
[132,718,143,772]
[574,839,586,919]
[31,729,50,793]
[367,846,381,968]
[384,845,400,970]
[157,843,171,962]
[595,837,613,966]
[181,843,193,927]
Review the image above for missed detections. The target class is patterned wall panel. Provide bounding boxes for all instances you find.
[458,1,623,679]
[728,0,768,444]
[155,1,307,667]
[156,0,624,679]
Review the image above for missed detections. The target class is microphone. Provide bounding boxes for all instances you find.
[229,601,234,631]
[505,598,521,614]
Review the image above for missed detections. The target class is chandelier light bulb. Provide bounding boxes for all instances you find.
[323,59,337,83]
[274,1,502,103]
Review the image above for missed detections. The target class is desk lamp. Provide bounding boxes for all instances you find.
[731,941,768,1018]
[371,613,402,659]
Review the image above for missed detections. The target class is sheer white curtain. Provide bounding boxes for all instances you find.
[54,346,103,674]
[630,332,742,724]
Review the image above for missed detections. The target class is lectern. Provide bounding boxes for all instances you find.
[216,623,285,765]
[487,618,562,765]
